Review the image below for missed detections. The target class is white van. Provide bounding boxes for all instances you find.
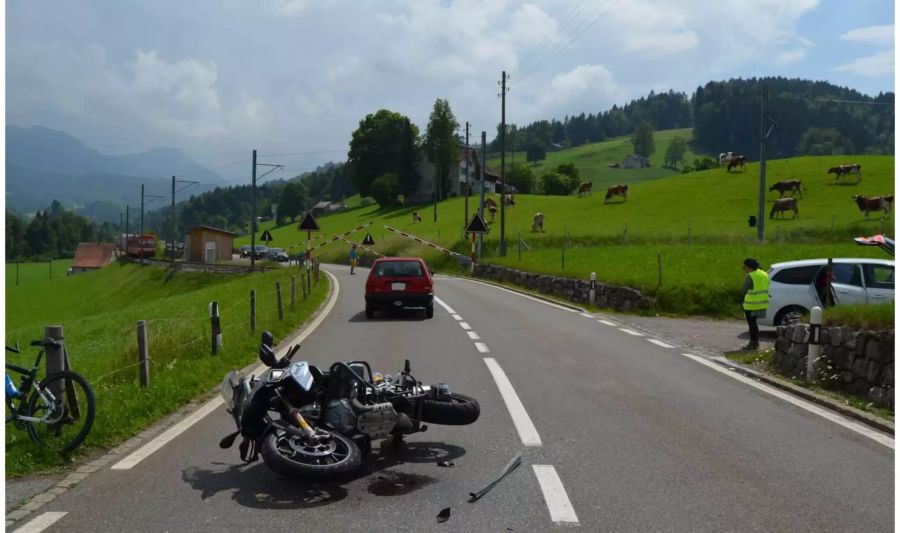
[761,258,894,326]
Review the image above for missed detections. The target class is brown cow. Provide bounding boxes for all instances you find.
[770,198,799,219]
[853,195,893,218]
[769,179,804,198]
[532,212,544,232]
[577,181,592,196]
[727,155,748,172]
[828,164,861,184]
[484,197,498,210]
[605,184,628,202]
[503,194,515,206]
[488,205,498,222]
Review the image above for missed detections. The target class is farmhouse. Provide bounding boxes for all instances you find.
[623,154,651,168]
[69,242,117,274]
[311,201,347,214]
[185,225,235,264]
[407,147,500,204]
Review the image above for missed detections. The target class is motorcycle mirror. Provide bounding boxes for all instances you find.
[404,359,411,373]
[261,331,274,348]
[219,431,239,449]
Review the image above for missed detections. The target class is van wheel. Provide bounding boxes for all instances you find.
[774,305,806,326]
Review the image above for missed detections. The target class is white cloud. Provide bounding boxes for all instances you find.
[776,36,814,65]
[840,25,894,45]
[835,49,894,77]
[539,64,625,117]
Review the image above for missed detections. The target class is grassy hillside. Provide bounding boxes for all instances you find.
[487,128,704,189]
[6,259,73,285]
[5,262,328,476]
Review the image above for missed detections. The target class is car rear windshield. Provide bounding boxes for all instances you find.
[771,265,820,285]
[374,260,424,277]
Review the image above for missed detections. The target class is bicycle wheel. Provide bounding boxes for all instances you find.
[25,371,96,453]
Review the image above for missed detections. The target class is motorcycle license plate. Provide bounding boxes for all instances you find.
[391,282,406,291]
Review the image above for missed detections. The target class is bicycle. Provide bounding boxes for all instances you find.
[5,339,96,453]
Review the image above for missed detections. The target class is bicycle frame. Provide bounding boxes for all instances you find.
[5,350,46,424]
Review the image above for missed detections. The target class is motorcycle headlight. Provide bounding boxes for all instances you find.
[220,371,238,405]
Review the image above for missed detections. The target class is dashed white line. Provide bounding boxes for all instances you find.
[597,319,616,326]
[451,314,463,321]
[433,296,456,314]
[467,331,481,340]
[459,322,472,330]
[618,328,644,336]
[682,353,894,449]
[533,465,579,524]
[647,339,675,349]
[12,512,68,533]
[475,342,490,353]
[483,358,542,446]
[579,312,593,318]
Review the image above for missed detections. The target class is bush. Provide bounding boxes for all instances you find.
[370,173,400,207]
[360,197,374,207]
[506,163,536,193]
[556,163,579,181]
[541,171,579,195]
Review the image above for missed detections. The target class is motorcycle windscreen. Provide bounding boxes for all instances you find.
[289,361,315,391]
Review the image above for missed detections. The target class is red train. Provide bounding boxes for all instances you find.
[125,235,157,258]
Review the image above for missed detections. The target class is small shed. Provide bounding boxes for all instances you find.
[70,243,117,274]
[623,154,651,169]
[186,225,235,264]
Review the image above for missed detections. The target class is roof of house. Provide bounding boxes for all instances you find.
[190,225,236,236]
[312,201,332,209]
[72,243,116,269]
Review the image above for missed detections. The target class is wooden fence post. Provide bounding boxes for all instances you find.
[136,320,150,387]
[44,325,67,400]
[657,253,663,287]
[276,282,283,320]
[209,302,221,355]
[250,290,256,333]
[291,276,296,311]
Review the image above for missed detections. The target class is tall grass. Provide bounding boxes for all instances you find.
[823,303,894,329]
[5,262,328,476]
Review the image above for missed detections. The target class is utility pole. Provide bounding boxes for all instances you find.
[479,131,486,259]
[251,149,257,269]
[499,70,508,256]
[757,85,776,243]
[171,175,199,269]
[464,121,470,232]
[125,205,130,242]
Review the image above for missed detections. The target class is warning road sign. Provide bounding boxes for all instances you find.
[260,229,274,242]
[362,233,375,245]
[465,212,489,234]
[297,212,320,232]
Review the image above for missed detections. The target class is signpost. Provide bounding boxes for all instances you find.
[297,212,320,294]
[465,212,489,274]
[362,233,375,246]
[260,229,274,243]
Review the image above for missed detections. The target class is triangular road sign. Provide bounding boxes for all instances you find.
[260,229,274,242]
[362,233,375,245]
[297,211,320,232]
[465,212,489,234]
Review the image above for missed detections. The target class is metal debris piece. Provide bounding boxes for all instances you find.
[468,452,522,502]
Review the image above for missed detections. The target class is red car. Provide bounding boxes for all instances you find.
[365,257,434,319]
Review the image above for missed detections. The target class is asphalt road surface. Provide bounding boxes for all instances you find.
[20,265,893,532]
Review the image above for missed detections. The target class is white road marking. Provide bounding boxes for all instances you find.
[112,270,342,470]
[618,328,644,336]
[467,331,481,340]
[460,322,472,330]
[463,278,577,312]
[682,353,895,450]
[12,512,68,533]
[451,314,463,321]
[533,465,579,524]
[475,342,490,353]
[579,312,593,318]
[597,319,617,326]
[483,358,542,446]
[647,339,675,349]
[434,296,456,314]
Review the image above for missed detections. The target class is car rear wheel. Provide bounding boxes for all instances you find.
[425,305,434,319]
[774,305,807,326]
[365,305,375,319]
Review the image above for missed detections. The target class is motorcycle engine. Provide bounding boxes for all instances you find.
[320,399,399,438]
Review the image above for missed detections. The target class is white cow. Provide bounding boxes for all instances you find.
[532,212,545,233]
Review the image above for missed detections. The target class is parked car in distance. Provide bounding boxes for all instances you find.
[252,245,269,259]
[761,258,894,326]
[239,245,253,258]
[365,257,434,319]
[266,247,289,262]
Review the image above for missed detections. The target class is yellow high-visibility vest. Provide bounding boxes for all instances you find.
[743,269,769,311]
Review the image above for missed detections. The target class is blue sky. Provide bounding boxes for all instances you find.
[4,0,895,177]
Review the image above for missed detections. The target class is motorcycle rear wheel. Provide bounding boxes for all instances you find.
[261,428,362,479]
[419,393,480,425]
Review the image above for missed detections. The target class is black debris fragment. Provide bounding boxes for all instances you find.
[437,461,456,467]
[437,507,451,523]
[468,452,523,503]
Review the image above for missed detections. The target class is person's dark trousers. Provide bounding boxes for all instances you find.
[744,310,759,347]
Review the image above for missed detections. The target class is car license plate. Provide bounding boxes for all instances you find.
[392,282,406,291]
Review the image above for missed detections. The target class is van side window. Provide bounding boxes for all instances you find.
[832,264,863,287]
[863,264,894,289]
[771,265,820,285]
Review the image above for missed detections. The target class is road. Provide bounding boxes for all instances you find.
[17,265,893,532]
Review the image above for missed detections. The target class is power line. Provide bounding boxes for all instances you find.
[515,0,594,75]
[771,95,895,107]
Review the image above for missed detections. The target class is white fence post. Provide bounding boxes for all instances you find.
[807,306,823,382]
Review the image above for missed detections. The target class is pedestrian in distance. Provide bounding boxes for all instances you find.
[349,243,359,275]
[740,258,769,351]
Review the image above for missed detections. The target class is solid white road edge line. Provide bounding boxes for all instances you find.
[533,465,580,524]
[579,312,593,318]
[618,328,644,336]
[451,314,463,321]
[461,278,578,312]
[467,331,481,340]
[459,322,472,330]
[682,353,894,450]
[483,358,542,446]
[597,319,617,326]
[647,339,675,349]
[433,296,456,315]
[12,512,68,533]
[112,270,342,470]
[475,342,490,353]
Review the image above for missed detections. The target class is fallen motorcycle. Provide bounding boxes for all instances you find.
[219,331,480,478]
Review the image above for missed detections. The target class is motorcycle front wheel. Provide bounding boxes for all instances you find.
[261,427,362,479]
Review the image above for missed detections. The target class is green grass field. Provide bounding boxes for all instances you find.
[5,262,328,476]
[6,259,73,286]
[487,128,704,189]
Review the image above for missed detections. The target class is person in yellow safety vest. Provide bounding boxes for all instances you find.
[741,258,769,350]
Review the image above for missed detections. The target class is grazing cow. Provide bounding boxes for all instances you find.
[718,152,735,165]
[577,181,593,196]
[770,198,799,219]
[605,184,628,202]
[488,205,498,222]
[532,212,544,233]
[769,180,804,198]
[828,164,862,184]
[484,197,498,210]
[853,195,893,219]
[727,155,748,172]
[412,211,422,223]
[503,194,516,206]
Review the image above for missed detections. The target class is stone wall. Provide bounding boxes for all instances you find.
[472,264,654,311]
[774,325,895,407]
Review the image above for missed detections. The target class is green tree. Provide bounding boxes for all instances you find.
[556,163,579,182]
[525,142,546,166]
[541,171,579,196]
[423,99,460,202]
[348,110,420,197]
[506,164,536,194]
[370,173,400,208]
[278,181,307,222]
[631,121,655,157]
[796,127,855,155]
[664,136,688,168]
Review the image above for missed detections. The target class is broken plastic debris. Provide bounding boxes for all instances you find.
[468,452,522,502]
[437,507,451,523]
[437,461,456,467]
